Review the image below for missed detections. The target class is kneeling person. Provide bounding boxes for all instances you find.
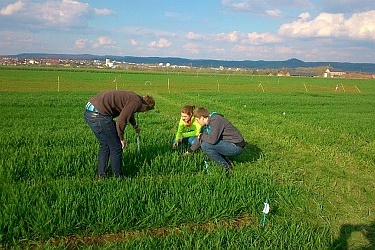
[185,107,245,172]
[172,105,202,148]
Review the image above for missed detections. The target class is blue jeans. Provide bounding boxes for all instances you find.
[184,136,197,146]
[200,141,244,169]
[173,136,197,146]
[84,110,123,177]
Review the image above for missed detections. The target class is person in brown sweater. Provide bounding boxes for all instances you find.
[84,90,155,178]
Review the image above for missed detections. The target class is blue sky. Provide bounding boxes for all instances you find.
[0,0,374,63]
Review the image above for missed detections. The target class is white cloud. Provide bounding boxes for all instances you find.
[34,0,89,25]
[74,36,116,50]
[149,38,171,48]
[266,9,281,17]
[75,38,88,49]
[121,26,176,39]
[298,12,310,20]
[279,10,375,41]
[221,0,253,11]
[183,43,200,54]
[130,39,137,46]
[185,30,281,46]
[214,31,238,42]
[246,32,282,44]
[185,32,204,40]
[0,0,112,30]
[92,36,116,48]
[164,11,181,18]
[0,0,24,15]
[221,0,313,13]
[94,8,114,16]
[344,11,375,40]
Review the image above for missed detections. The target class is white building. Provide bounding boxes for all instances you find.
[324,68,346,78]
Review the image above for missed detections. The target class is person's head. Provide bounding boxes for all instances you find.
[140,95,155,112]
[194,107,210,126]
[180,105,195,123]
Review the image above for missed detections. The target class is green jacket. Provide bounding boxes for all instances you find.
[174,116,202,141]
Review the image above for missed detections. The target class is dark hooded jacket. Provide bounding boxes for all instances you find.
[188,113,245,152]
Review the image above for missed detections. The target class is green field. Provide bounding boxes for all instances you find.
[1,67,374,249]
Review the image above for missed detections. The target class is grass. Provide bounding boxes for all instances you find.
[0,67,374,249]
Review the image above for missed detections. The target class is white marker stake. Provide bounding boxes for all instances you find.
[354,85,361,93]
[204,160,209,174]
[303,83,308,92]
[57,76,60,92]
[168,78,170,93]
[262,199,270,228]
[136,134,140,153]
[113,77,117,90]
[258,83,264,92]
[341,83,345,92]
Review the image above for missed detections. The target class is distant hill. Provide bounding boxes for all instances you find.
[6,53,375,73]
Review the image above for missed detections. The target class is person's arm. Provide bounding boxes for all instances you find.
[184,136,201,155]
[129,114,141,133]
[116,103,139,140]
[129,114,137,127]
[174,118,185,141]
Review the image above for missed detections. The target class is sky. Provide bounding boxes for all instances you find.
[0,0,374,63]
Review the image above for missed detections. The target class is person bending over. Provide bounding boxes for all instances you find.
[84,90,155,179]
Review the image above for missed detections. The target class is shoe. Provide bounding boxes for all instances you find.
[228,160,234,169]
[225,159,234,177]
[97,174,107,180]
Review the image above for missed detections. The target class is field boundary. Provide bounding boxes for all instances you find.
[21,214,257,249]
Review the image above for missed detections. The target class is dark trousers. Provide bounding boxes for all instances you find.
[84,110,123,177]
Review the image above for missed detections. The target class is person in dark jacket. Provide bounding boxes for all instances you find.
[84,90,155,178]
[184,107,245,172]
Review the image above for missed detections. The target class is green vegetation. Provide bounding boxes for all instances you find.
[0,68,374,249]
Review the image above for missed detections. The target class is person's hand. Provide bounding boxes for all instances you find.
[182,151,190,157]
[197,133,202,141]
[121,140,126,149]
[172,138,182,148]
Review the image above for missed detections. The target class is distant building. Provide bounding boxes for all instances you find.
[277,71,290,77]
[105,58,113,67]
[324,68,346,78]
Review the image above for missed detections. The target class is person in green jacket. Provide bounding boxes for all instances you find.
[172,105,202,147]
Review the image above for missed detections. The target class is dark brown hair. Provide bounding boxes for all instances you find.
[193,107,210,118]
[142,95,155,110]
[181,105,195,115]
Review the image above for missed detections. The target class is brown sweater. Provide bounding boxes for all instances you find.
[89,90,143,140]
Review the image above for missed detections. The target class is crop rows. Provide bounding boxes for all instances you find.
[1,68,374,248]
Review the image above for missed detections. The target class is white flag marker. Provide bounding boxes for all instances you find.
[262,199,270,228]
